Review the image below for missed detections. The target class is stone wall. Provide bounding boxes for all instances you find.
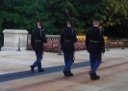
[2,29,28,51]
[27,35,128,52]
[27,35,87,52]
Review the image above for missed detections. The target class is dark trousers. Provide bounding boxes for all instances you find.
[33,51,43,70]
[89,53,101,73]
[63,51,74,71]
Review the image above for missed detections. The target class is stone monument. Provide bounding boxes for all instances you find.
[1,29,28,51]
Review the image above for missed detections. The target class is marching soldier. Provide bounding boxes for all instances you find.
[86,18,105,80]
[30,21,47,73]
[60,21,78,77]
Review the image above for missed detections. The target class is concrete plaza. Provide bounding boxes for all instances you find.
[0,48,128,91]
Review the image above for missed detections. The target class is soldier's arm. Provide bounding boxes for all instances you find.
[60,31,64,46]
[72,30,78,43]
[31,31,35,49]
[41,30,47,43]
[85,30,89,51]
[100,30,105,53]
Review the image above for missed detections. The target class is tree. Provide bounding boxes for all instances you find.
[0,0,41,33]
[0,0,128,37]
[98,0,128,37]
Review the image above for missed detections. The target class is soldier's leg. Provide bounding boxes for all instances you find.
[89,54,101,80]
[92,54,101,72]
[66,51,74,71]
[89,53,95,72]
[30,51,39,73]
[65,52,74,76]
[33,51,43,67]
[63,52,68,71]
[63,52,73,77]
[63,52,69,76]
[38,61,44,72]
[30,51,42,73]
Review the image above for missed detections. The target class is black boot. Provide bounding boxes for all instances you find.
[30,65,35,73]
[63,70,68,77]
[67,70,73,77]
[69,70,73,76]
[89,71,100,80]
[94,73,100,80]
[38,69,44,72]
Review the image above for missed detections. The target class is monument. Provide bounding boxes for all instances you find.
[1,29,28,51]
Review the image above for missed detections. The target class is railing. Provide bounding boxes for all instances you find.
[44,35,60,52]
[27,35,86,52]
[27,35,128,52]
[106,38,128,50]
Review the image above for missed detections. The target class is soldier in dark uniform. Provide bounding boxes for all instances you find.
[30,21,47,73]
[60,21,78,77]
[86,19,105,80]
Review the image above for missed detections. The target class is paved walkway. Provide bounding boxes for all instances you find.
[0,48,128,91]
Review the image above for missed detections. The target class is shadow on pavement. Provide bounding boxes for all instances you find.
[0,61,89,82]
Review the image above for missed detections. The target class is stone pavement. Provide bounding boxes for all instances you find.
[0,48,128,91]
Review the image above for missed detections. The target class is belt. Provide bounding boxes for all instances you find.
[64,39,71,42]
[35,40,41,42]
[89,40,99,43]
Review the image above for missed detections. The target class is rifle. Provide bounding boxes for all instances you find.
[65,10,76,61]
[34,8,41,21]
[34,6,50,34]
[65,10,75,29]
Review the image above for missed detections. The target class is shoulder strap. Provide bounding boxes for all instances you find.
[40,29,44,38]
[99,28,101,37]
[71,29,74,36]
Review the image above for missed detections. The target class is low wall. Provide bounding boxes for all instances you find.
[106,38,128,49]
[27,35,128,52]
[27,35,86,52]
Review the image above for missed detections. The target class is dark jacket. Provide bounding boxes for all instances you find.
[60,27,78,52]
[31,28,47,51]
[86,26,105,54]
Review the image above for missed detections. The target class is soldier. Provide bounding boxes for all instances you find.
[60,21,78,77]
[86,19,105,80]
[30,21,47,73]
